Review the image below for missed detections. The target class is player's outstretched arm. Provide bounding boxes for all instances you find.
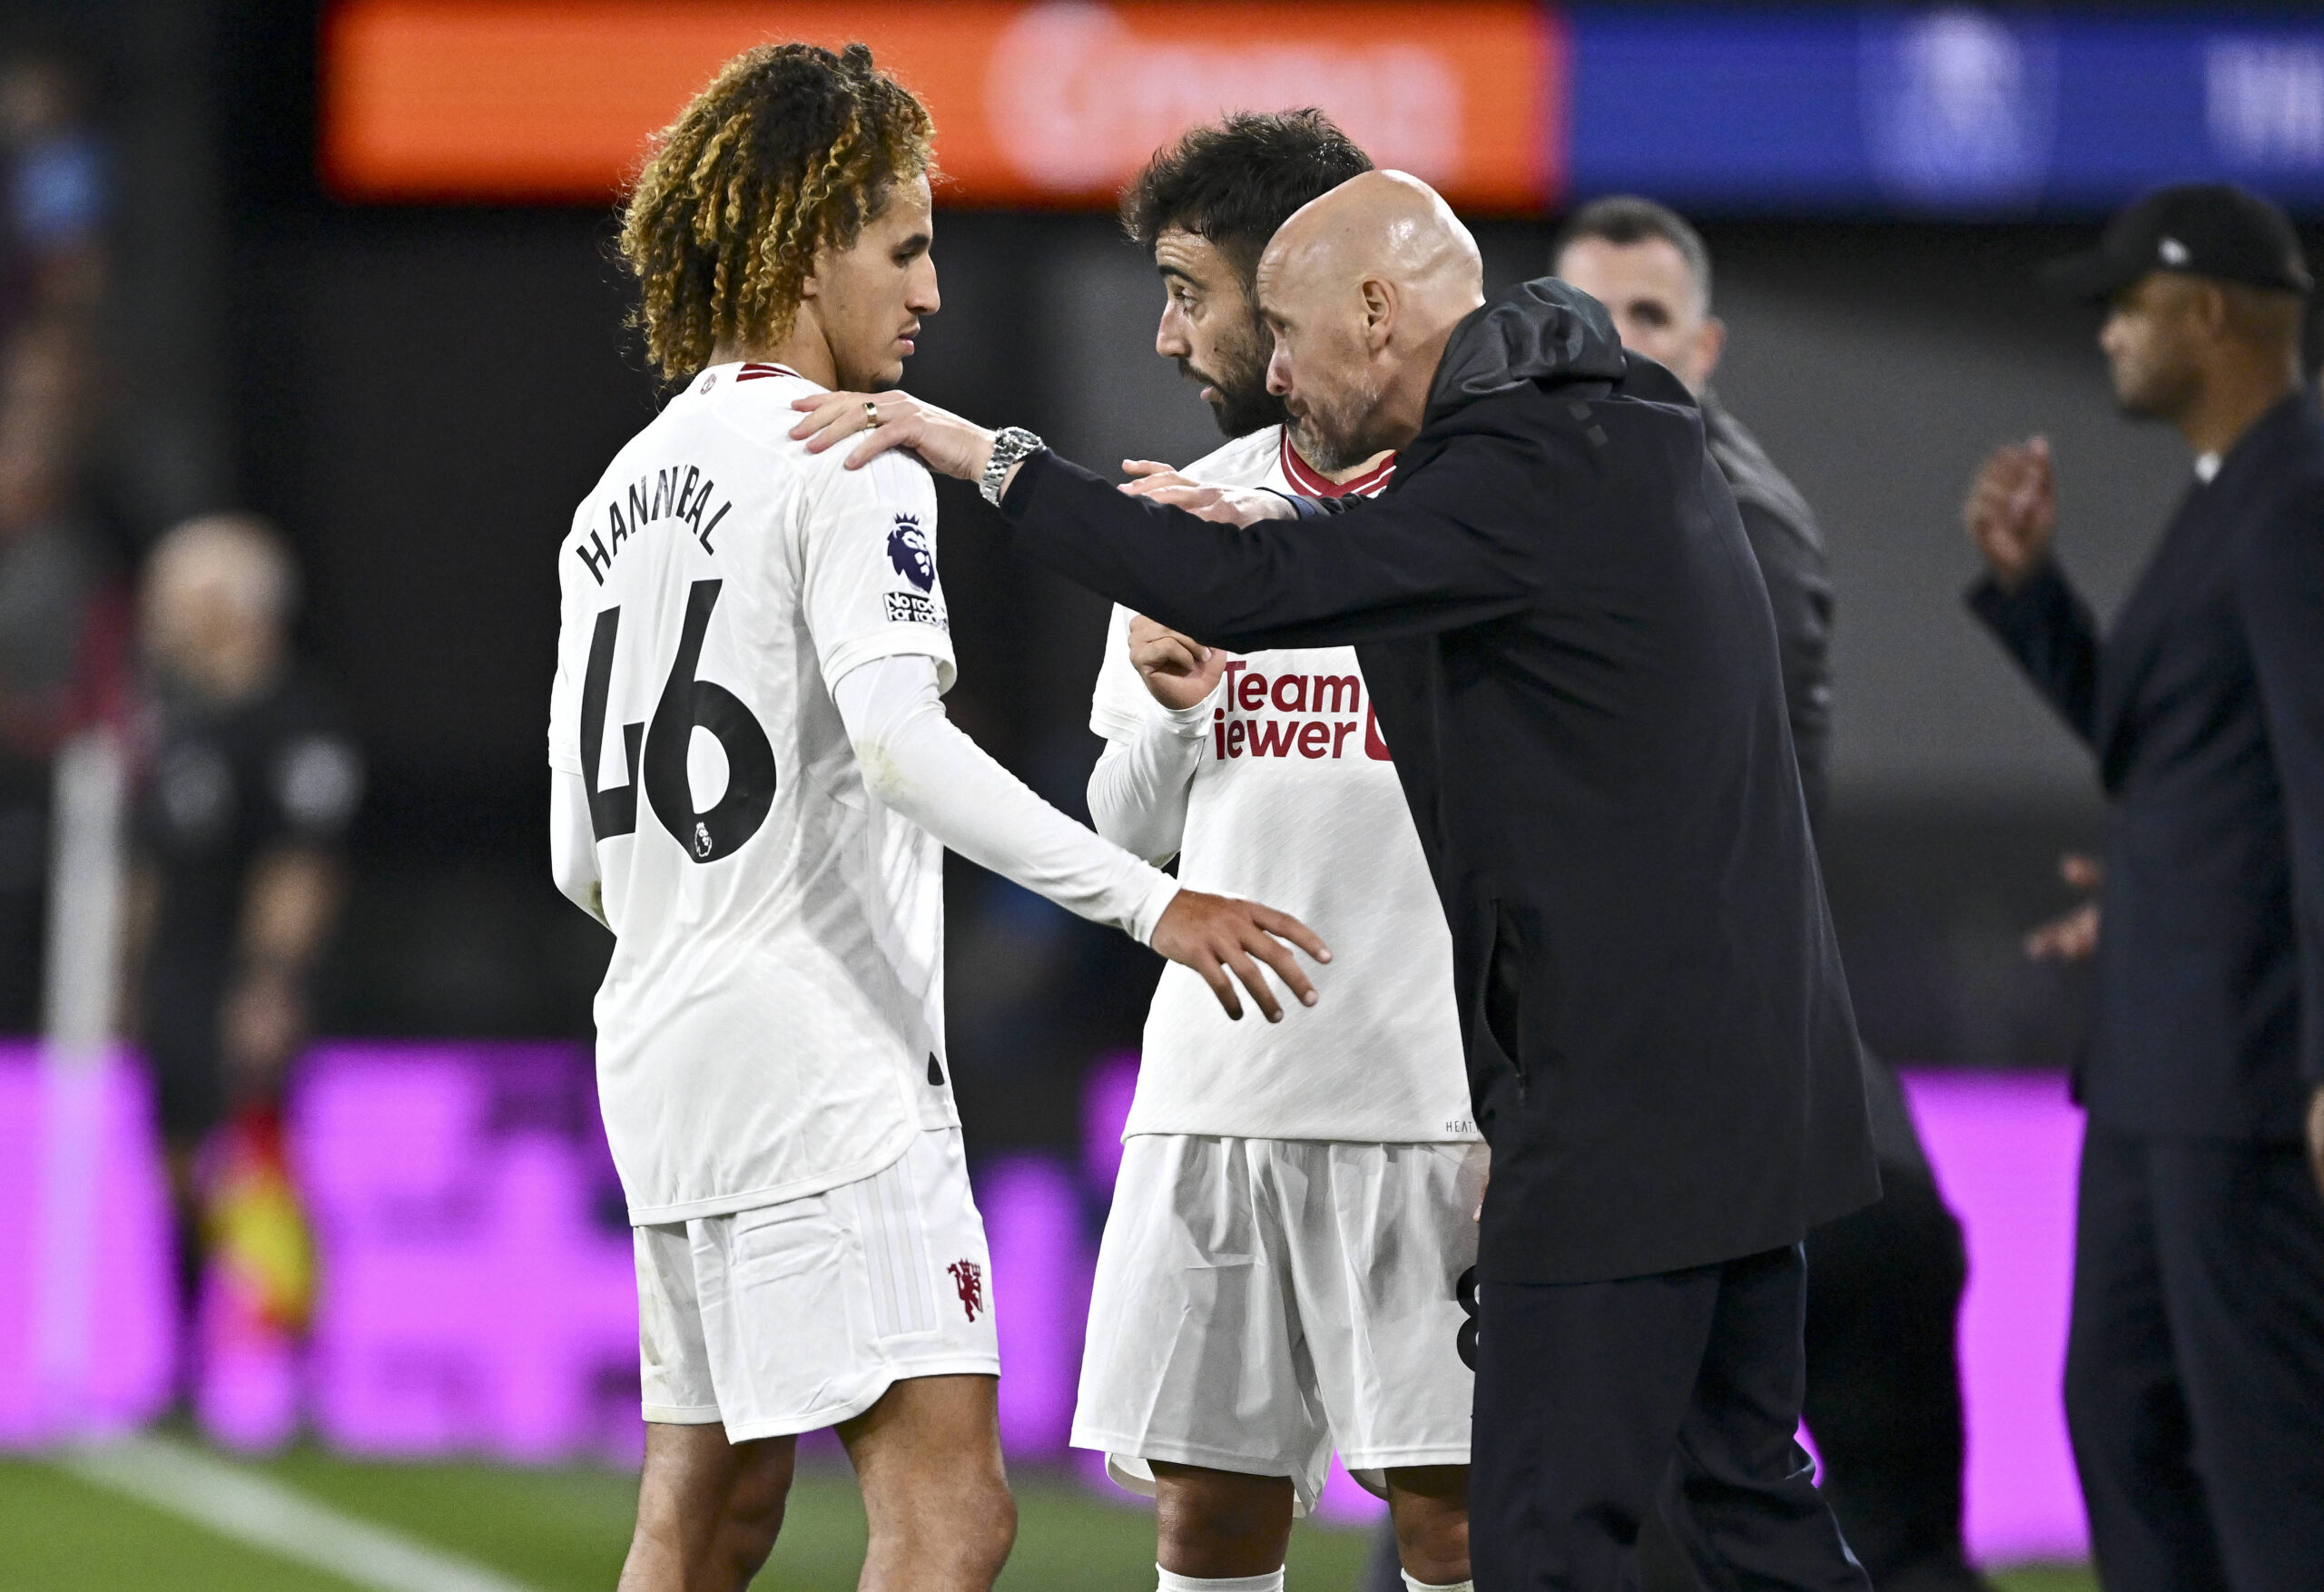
[832,654,1328,1021]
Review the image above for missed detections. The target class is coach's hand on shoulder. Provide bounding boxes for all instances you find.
[1965,435,2057,595]
[1128,614,1226,712]
[1149,889,1330,1025]
[791,390,997,481]
[1120,460,1296,526]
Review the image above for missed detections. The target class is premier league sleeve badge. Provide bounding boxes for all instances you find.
[882,513,947,629]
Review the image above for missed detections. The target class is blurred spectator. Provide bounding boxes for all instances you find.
[1,53,105,336]
[0,314,125,1028]
[125,514,360,1371]
[0,46,120,1032]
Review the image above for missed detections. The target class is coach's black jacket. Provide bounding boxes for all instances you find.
[1000,279,1879,1283]
[1969,388,2324,1140]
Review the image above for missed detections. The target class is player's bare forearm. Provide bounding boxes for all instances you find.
[117,863,160,1037]
[239,846,343,973]
[222,846,341,1084]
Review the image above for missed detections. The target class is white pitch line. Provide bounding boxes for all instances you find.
[57,1433,547,1592]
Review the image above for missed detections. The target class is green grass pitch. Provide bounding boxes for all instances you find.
[0,1444,2097,1592]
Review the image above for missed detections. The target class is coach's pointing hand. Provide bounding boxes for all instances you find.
[790,389,1000,482]
[1150,890,1330,1024]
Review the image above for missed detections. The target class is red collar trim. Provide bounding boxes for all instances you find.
[734,361,803,382]
[1279,431,1396,497]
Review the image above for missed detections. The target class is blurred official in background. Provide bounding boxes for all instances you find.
[1965,184,2324,1592]
[127,514,359,1387]
[1554,200,1989,1592]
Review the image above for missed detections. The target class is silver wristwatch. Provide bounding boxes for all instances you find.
[980,427,1045,506]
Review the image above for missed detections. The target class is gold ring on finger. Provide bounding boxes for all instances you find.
[864,400,881,428]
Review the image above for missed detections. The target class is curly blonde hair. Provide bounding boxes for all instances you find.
[620,43,934,380]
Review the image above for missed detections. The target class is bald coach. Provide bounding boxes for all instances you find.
[789,170,1880,1592]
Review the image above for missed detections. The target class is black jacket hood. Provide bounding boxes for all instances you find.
[1424,277,1630,427]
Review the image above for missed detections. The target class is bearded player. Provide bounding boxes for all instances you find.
[1071,113,1481,1592]
[547,48,1327,1592]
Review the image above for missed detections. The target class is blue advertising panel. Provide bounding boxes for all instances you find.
[1565,8,2324,214]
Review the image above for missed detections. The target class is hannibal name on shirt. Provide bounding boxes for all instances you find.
[574,461,735,582]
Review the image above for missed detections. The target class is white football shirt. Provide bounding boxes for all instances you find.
[1089,426,1477,1144]
[548,361,961,1223]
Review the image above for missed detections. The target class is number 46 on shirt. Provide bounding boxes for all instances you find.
[579,578,775,863]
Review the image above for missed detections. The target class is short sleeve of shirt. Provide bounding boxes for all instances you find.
[803,451,958,693]
[272,732,364,842]
[261,685,364,845]
[1088,603,1161,744]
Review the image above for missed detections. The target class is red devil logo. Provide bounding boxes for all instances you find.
[948,1259,985,1322]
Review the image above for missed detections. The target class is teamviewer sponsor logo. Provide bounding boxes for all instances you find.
[1211,660,1392,762]
[883,591,948,631]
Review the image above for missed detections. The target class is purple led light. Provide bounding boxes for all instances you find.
[1900,1069,2088,1564]
[1313,1457,1389,1524]
[977,1155,1088,1457]
[1079,1051,1140,1194]
[0,1042,2095,1572]
[294,1044,640,1461]
[0,1046,174,1442]
[195,1276,300,1452]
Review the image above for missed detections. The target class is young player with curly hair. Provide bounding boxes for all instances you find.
[550,44,1327,1592]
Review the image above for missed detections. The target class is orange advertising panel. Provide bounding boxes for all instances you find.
[321,1,1560,211]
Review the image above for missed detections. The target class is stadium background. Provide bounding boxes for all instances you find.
[5,2,2323,1587]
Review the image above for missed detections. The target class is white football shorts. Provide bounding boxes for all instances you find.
[633,1126,999,1442]
[1073,1135,1486,1513]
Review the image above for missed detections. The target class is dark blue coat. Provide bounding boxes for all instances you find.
[1000,280,1879,1283]
[1970,388,2324,1139]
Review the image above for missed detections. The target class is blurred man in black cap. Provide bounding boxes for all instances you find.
[1964,182,2324,1592]
[1558,197,1989,1592]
